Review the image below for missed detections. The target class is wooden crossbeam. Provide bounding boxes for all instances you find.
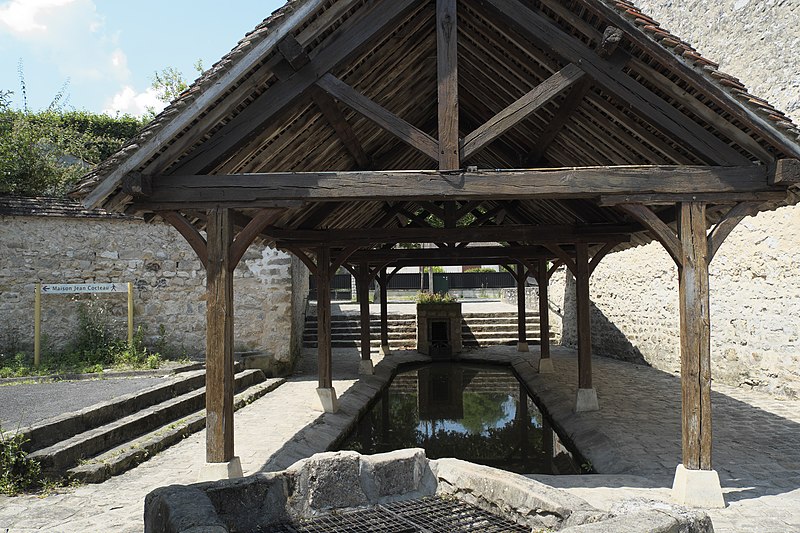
[82,0,353,208]
[346,244,569,263]
[316,74,439,160]
[269,224,635,246]
[484,0,752,166]
[462,63,586,160]
[138,165,781,207]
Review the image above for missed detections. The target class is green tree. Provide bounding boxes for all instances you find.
[150,60,204,104]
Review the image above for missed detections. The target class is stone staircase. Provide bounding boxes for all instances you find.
[20,365,284,484]
[303,310,546,351]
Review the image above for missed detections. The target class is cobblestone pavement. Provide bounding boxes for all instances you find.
[1,345,798,532]
[0,349,363,533]
[519,346,800,533]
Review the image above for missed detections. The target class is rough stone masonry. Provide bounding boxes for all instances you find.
[0,202,308,375]
[555,0,800,397]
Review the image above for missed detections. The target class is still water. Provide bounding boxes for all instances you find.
[339,363,585,474]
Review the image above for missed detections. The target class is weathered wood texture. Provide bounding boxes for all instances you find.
[273,224,633,246]
[537,258,551,359]
[159,211,208,268]
[517,263,527,344]
[317,247,333,389]
[678,202,712,470]
[378,268,389,347]
[485,0,751,166]
[575,243,592,389]
[205,208,235,463]
[770,158,800,185]
[437,0,459,170]
[142,166,778,206]
[462,63,585,160]
[316,74,439,160]
[169,0,420,175]
[357,263,371,362]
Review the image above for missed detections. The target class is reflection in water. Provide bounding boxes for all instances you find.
[339,364,584,475]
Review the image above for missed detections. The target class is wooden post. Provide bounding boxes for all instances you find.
[537,258,553,373]
[358,264,371,362]
[317,247,332,390]
[205,207,235,464]
[575,243,592,388]
[574,243,598,411]
[678,202,713,470]
[357,263,374,374]
[378,268,390,355]
[315,247,338,412]
[34,283,41,369]
[517,263,529,351]
[127,282,134,346]
[436,0,459,170]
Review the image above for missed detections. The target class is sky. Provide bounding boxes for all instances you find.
[0,0,285,116]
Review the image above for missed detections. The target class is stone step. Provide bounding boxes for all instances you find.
[29,369,265,476]
[19,368,209,453]
[67,378,285,484]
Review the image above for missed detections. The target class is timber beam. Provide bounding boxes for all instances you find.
[133,164,788,207]
[268,224,635,246]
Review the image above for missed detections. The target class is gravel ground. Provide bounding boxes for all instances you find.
[0,375,168,431]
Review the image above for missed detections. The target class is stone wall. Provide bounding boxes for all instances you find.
[0,212,308,374]
[569,209,800,397]
[559,0,800,397]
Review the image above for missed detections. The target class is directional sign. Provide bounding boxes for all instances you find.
[40,283,128,294]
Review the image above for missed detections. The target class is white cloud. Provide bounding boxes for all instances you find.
[0,0,77,34]
[104,85,164,117]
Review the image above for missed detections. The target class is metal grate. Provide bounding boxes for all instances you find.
[257,496,529,533]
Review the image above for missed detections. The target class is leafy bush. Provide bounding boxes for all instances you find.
[415,291,459,304]
[0,427,42,495]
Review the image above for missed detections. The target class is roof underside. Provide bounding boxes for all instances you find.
[73,0,800,265]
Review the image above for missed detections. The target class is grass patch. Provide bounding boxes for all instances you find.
[0,300,165,379]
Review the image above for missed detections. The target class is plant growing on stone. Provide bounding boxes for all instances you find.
[0,425,42,495]
[415,291,458,304]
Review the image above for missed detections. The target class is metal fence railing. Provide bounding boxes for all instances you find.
[308,271,515,300]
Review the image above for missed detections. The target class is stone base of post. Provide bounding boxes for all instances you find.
[359,359,374,375]
[517,341,529,352]
[197,456,243,482]
[379,344,391,356]
[574,388,599,412]
[316,387,338,413]
[672,464,725,508]
[537,357,554,374]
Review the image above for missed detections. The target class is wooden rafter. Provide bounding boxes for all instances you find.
[316,74,439,161]
[462,63,586,161]
[526,78,592,165]
[484,0,752,166]
[167,0,420,175]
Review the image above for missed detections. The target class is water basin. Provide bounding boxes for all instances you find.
[339,363,587,475]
